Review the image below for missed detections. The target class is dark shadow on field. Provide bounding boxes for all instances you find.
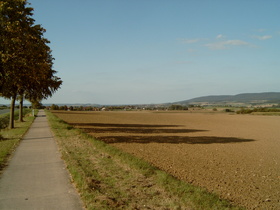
[97,136,255,144]
[81,127,206,134]
[51,111,97,115]
[70,123,181,128]
[70,122,255,144]
[71,123,207,134]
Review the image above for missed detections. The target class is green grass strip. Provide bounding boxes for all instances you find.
[46,110,243,210]
[0,109,36,171]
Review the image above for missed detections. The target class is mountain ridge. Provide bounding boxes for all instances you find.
[175,92,280,104]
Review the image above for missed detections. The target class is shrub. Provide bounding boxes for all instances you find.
[236,108,253,114]
[224,109,233,112]
[168,105,188,110]
[0,113,10,129]
[0,109,32,129]
[236,107,280,114]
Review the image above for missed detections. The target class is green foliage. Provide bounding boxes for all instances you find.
[0,113,9,129]
[236,107,280,114]
[0,105,8,110]
[0,111,35,169]
[50,104,59,110]
[224,109,234,112]
[31,101,44,109]
[1,0,62,100]
[1,0,62,128]
[59,105,68,110]
[236,108,253,114]
[0,109,31,129]
[168,104,188,110]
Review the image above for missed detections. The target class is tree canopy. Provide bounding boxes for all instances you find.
[0,0,62,128]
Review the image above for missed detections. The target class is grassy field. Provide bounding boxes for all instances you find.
[0,109,35,172]
[47,110,242,210]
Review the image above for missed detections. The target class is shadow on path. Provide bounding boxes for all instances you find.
[23,137,53,141]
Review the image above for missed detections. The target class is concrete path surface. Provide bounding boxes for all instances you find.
[0,110,84,209]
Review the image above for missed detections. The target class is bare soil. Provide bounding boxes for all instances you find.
[53,111,280,209]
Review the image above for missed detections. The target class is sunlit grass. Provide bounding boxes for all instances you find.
[0,109,35,170]
[251,112,280,116]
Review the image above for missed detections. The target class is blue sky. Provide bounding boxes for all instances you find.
[1,0,280,105]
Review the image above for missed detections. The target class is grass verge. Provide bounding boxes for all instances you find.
[0,109,36,171]
[46,110,243,210]
[251,112,280,116]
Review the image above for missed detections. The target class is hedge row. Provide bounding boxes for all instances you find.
[0,109,31,129]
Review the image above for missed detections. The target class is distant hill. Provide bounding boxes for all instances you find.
[175,92,280,105]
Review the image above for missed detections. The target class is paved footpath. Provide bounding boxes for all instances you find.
[0,110,84,209]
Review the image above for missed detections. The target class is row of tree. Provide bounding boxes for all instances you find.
[0,0,62,128]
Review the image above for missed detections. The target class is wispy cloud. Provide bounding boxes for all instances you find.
[205,40,251,50]
[257,28,266,32]
[180,38,200,44]
[252,35,272,40]
[216,34,226,39]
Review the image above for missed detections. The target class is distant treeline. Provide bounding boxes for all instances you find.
[48,104,190,111]
[48,104,280,114]
[236,107,280,114]
[49,104,100,111]
[168,105,188,110]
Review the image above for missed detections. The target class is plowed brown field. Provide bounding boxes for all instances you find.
[52,111,280,209]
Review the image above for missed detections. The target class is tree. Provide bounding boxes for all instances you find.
[31,100,43,109]
[1,0,36,128]
[0,0,62,128]
[168,104,188,110]
[18,95,24,122]
[50,104,59,110]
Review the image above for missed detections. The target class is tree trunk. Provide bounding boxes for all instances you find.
[18,95,24,122]
[9,94,17,129]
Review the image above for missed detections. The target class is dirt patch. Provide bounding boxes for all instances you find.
[53,111,280,209]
